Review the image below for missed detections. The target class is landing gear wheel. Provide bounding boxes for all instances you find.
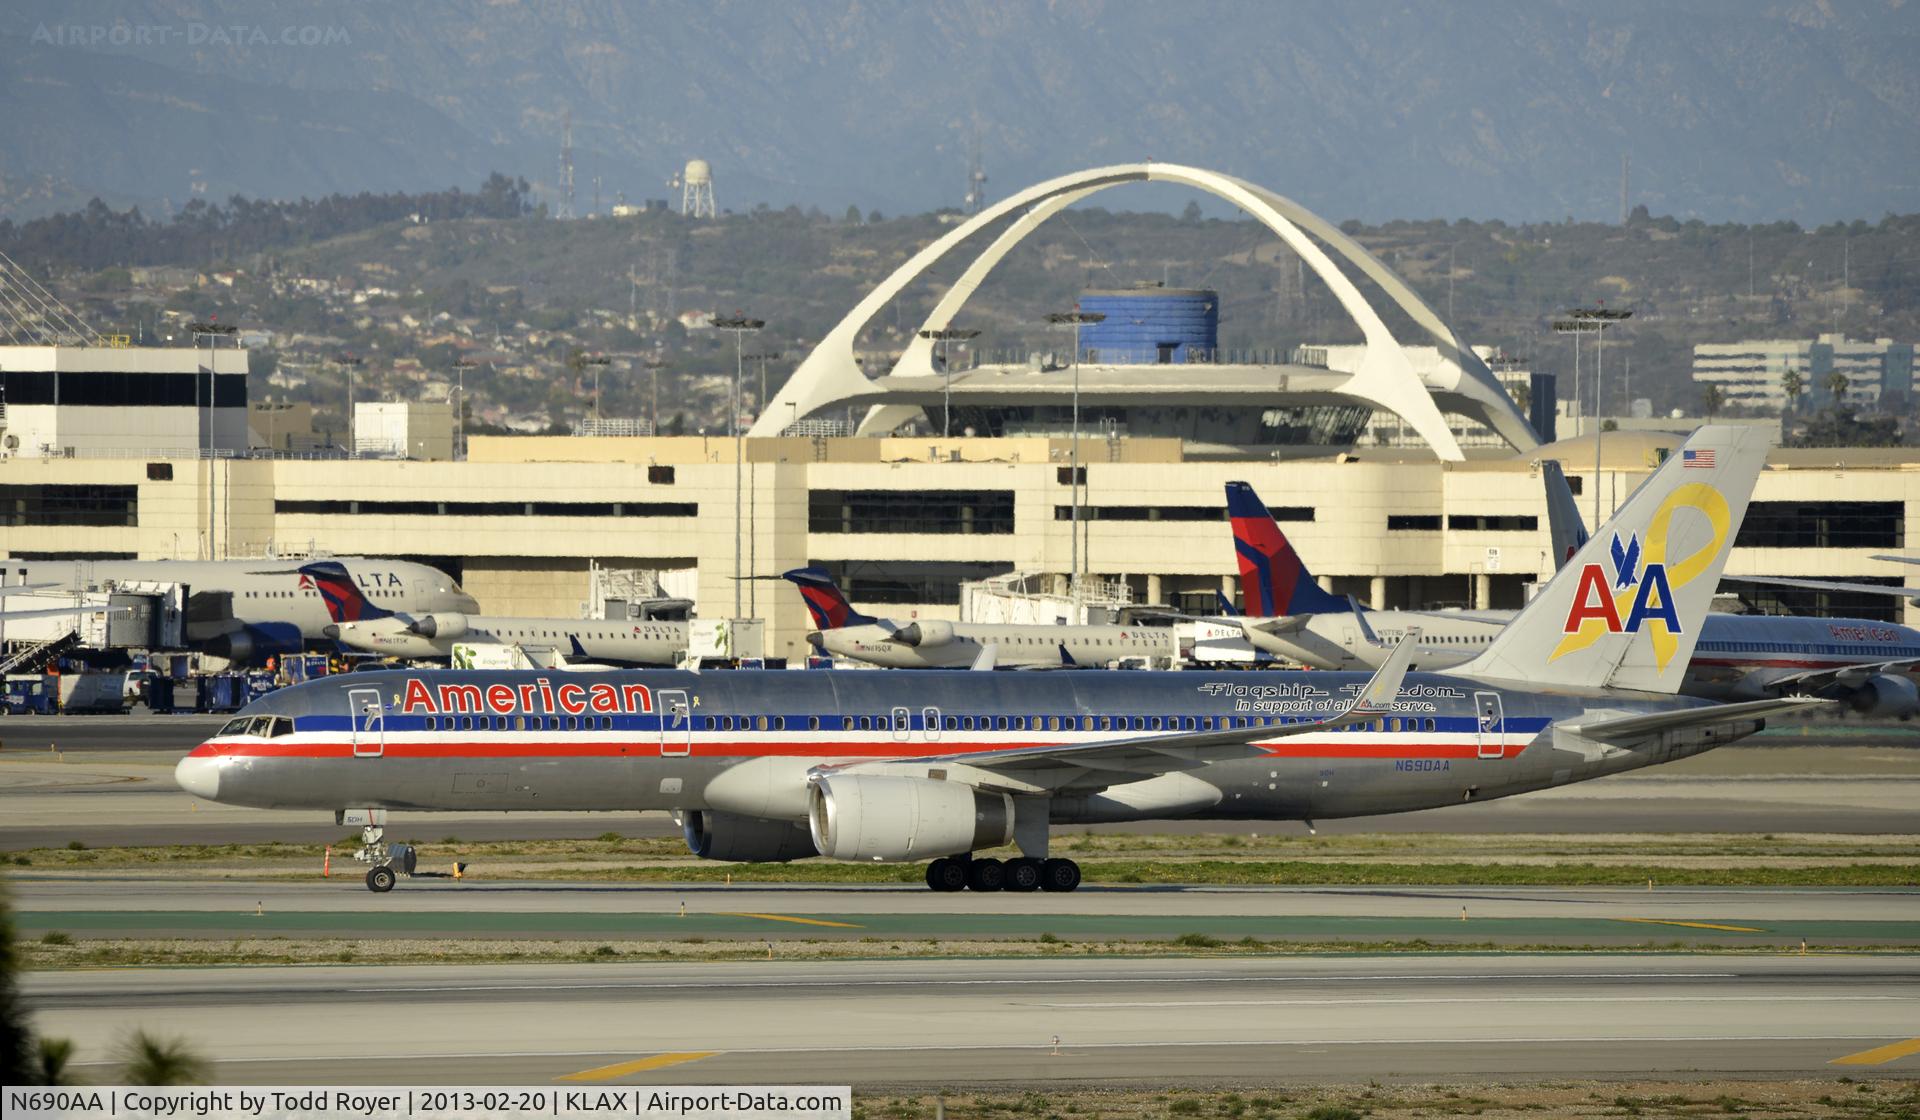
[365,865,397,893]
[966,857,1006,892]
[1003,857,1042,892]
[925,858,968,892]
[1039,858,1081,892]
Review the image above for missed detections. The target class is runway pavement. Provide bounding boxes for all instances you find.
[13,878,1919,947]
[24,954,1920,1085]
[4,746,1917,850]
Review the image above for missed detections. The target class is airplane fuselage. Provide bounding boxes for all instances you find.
[819,621,1175,669]
[332,615,687,666]
[1,557,477,657]
[181,667,1742,827]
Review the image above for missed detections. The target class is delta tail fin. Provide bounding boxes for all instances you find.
[299,561,394,623]
[1453,426,1770,693]
[780,567,877,630]
[1542,460,1590,571]
[1225,482,1347,617]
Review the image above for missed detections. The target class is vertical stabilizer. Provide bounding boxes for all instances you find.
[1225,482,1347,616]
[1456,426,1769,693]
[780,567,877,630]
[1541,460,1590,571]
[299,562,394,623]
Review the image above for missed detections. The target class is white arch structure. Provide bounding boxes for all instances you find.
[751,163,1538,460]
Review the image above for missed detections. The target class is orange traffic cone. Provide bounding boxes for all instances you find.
[322,845,331,878]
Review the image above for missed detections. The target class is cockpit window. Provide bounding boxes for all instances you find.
[270,717,295,737]
[220,715,294,738]
[219,717,251,737]
[247,717,275,737]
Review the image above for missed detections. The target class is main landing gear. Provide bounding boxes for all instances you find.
[924,854,1081,892]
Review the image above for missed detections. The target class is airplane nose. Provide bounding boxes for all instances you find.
[174,752,221,801]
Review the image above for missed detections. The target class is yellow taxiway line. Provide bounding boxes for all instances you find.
[558,1051,720,1081]
[720,912,864,929]
[1613,918,1765,933]
[1831,1037,1920,1066]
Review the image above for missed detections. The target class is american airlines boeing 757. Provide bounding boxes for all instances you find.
[178,427,1830,895]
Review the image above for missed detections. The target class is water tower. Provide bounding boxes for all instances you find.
[681,159,715,219]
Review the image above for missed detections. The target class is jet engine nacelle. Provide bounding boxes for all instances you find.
[203,622,305,665]
[893,621,957,648]
[682,810,817,862]
[407,613,468,640]
[808,774,1013,862]
[1847,673,1919,718]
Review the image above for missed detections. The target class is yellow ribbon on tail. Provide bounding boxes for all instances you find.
[1549,482,1730,673]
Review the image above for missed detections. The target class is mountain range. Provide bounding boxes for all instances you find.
[2,0,1916,224]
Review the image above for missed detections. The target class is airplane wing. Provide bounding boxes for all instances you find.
[1566,696,1833,744]
[1760,658,1920,692]
[1723,575,1920,601]
[1127,608,1306,635]
[830,631,1419,787]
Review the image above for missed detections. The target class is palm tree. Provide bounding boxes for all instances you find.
[117,1030,209,1085]
[1,881,31,1085]
[1825,370,1851,405]
[36,1037,76,1085]
[1701,384,1726,418]
[1780,368,1804,414]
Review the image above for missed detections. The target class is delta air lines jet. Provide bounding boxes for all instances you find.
[307,562,687,667]
[784,567,1172,669]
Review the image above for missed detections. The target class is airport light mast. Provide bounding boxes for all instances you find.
[1045,310,1105,597]
[189,320,237,560]
[715,315,764,617]
[452,358,478,461]
[581,354,612,419]
[743,351,783,422]
[1559,307,1632,528]
[918,327,980,437]
[643,354,667,435]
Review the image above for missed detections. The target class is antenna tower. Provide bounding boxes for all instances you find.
[963,128,988,215]
[557,109,576,219]
[1619,153,1630,225]
[0,249,101,345]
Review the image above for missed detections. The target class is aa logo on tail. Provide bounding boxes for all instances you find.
[1549,482,1731,673]
[1561,533,1678,637]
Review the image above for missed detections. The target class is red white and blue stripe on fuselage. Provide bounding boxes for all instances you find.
[189,670,1553,764]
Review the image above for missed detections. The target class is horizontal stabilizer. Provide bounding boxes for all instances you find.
[1570,696,1831,743]
[1724,575,1920,601]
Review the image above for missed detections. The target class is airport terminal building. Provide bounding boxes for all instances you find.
[0,430,1913,663]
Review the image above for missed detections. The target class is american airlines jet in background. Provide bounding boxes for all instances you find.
[1224,470,1920,716]
[782,567,1173,669]
[180,427,1836,895]
[305,562,687,667]
[0,556,475,663]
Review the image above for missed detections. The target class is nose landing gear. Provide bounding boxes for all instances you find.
[352,820,416,893]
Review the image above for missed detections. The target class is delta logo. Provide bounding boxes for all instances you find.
[1560,533,1680,637]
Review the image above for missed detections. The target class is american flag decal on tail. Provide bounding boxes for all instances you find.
[1683,449,1715,468]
